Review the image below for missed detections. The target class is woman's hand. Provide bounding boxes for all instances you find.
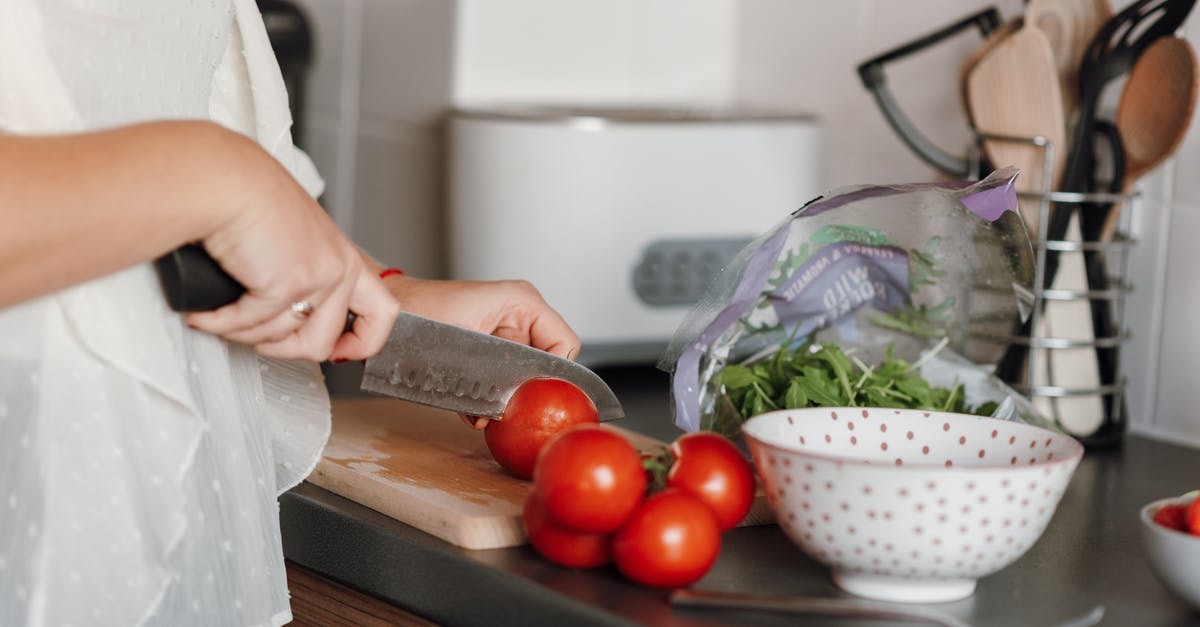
[380,274,582,429]
[383,275,581,358]
[0,119,397,359]
[184,134,400,362]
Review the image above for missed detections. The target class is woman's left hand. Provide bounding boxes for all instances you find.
[379,274,582,430]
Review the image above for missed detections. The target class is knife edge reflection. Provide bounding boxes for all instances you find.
[360,312,625,421]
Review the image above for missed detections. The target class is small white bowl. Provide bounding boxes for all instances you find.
[1140,493,1200,610]
[742,407,1084,603]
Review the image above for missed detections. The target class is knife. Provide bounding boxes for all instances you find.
[361,312,623,420]
[154,244,624,420]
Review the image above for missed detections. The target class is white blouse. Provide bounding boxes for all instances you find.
[0,1,331,625]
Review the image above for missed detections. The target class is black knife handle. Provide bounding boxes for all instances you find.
[154,244,359,334]
[155,244,246,312]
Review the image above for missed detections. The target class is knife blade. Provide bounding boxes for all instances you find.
[361,311,623,421]
[154,244,624,420]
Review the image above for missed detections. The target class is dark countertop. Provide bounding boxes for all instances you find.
[284,365,1200,626]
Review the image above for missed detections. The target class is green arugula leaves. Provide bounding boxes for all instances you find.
[713,338,998,437]
[700,231,1001,437]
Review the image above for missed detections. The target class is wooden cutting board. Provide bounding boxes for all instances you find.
[308,397,774,550]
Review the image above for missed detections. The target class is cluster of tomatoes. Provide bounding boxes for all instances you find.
[1152,492,1200,536]
[483,377,755,588]
[524,425,755,588]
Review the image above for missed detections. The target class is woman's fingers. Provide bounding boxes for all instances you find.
[487,282,581,360]
[460,415,491,430]
[380,277,582,361]
[520,309,581,360]
[186,262,399,362]
[185,292,300,337]
[330,272,400,361]
[184,258,342,340]
[253,278,355,361]
[185,276,339,348]
[197,296,317,345]
[209,267,399,362]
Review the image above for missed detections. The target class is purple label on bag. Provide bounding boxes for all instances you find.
[767,242,909,333]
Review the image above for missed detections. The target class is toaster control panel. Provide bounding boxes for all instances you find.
[632,238,751,307]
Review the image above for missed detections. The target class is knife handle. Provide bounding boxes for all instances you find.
[154,244,358,333]
[155,244,246,311]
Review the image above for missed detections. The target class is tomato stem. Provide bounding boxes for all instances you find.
[640,446,674,495]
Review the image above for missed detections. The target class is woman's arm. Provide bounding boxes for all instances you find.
[0,120,398,361]
[0,121,247,306]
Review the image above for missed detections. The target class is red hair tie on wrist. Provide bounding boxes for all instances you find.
[379,268,404,279]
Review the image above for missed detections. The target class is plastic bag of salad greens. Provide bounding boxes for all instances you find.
[659,167,1052,438]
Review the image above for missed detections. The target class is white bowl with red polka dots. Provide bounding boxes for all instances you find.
[742,407,1083,603]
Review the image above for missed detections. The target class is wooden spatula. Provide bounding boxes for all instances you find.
[960,18,1023,118]
[966,24,1067,237]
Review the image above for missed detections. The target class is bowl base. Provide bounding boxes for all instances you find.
[832,571,976,603]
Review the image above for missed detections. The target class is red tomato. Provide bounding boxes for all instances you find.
[523,492,609,569]
[532,424,646,533]
[485,378,599,479]
[667,432,756,531]
[1153,503,1189,532]
[1187,496,1200,536]
[611,488,721,589]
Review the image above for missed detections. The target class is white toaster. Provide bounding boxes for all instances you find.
[446,106,823,367]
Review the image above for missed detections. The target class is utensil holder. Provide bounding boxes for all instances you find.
[966,132,1137,448]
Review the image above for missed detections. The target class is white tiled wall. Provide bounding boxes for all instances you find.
[453,0,738,106]
[298,0,1199,446]
[295,0,454,278]
[734,1,1020,188]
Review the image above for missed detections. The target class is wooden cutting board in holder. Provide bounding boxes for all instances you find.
[965,22,1066,238]
[308,398,774,550]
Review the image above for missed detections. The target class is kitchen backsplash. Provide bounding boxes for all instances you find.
[295,0,1198,446]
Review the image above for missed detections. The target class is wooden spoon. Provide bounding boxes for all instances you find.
[1027,0,1114,117]
[960,18,1022,117]
[966,23,1066,238]
[1102,35,1199,241]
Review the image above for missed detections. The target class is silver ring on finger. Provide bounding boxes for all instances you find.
[290,300,315,320]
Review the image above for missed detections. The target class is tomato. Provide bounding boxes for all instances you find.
[532,424,646,533]
[1153,503,1189,532]
[667,432,755,531]
[485,378,599,479]
[1187,495,1200,536]
[610,488,721,589]
[523,492,610,569]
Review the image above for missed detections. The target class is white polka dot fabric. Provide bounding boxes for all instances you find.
[743,408,1084,602]
[0,1,327,625]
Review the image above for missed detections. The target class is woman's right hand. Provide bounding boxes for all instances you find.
[0,120,397,361]
[183,135,399,362]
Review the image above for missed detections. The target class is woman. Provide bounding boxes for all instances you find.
[0,1,579,625]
